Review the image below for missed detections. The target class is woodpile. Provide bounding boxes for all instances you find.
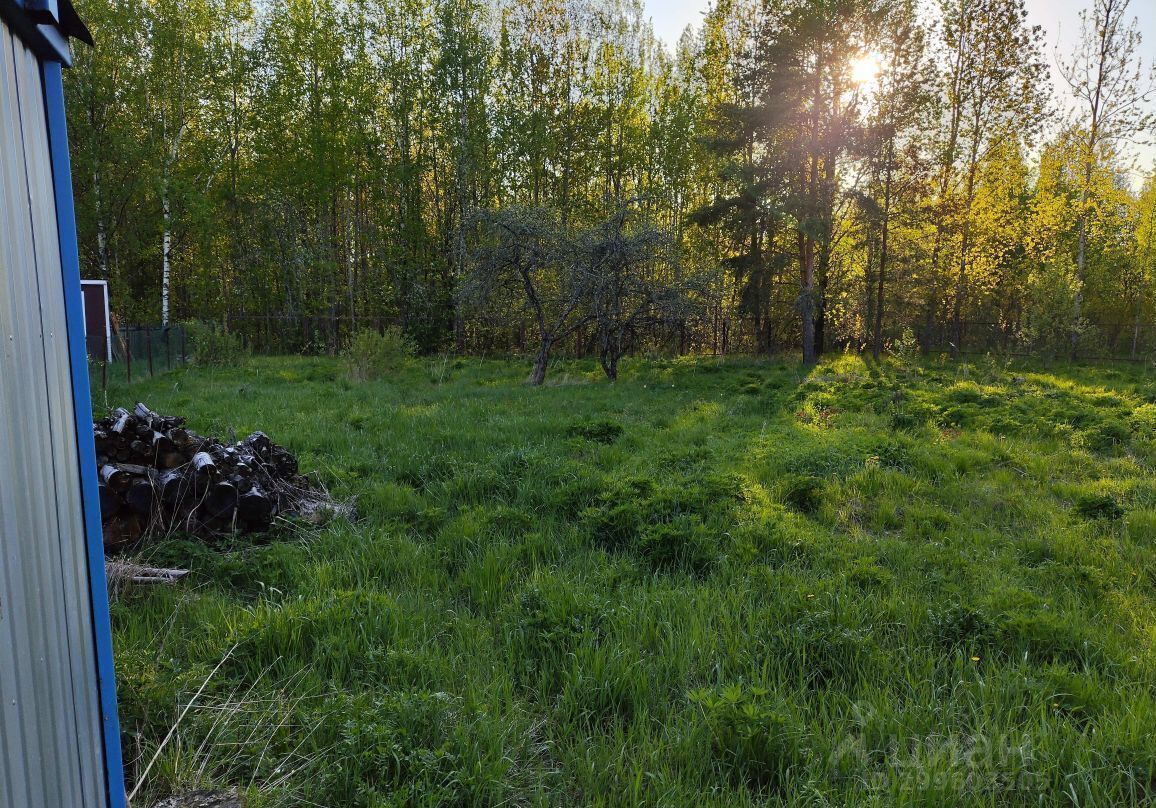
[96,403,336,548]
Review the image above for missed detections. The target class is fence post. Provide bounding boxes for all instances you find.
[165,328,171,371]
[181,327,187,365]
[147,326,154,377]
[126,334,132,384]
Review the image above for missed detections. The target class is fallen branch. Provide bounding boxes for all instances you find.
[105,562,189,588]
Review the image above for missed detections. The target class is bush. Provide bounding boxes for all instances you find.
[891,326,920,367]
[184,320,247,367]
[1019,257,1102,358]
[345,327,416,381]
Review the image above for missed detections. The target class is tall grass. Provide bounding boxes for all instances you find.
[107,354,1156,806]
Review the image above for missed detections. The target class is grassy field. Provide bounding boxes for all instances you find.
[101,353,1156,807]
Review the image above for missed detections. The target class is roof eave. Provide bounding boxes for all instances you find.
[0,0,91,65]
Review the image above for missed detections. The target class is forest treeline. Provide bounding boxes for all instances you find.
[67,0,1156,362]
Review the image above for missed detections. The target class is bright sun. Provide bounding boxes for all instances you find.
[851,52,882,86]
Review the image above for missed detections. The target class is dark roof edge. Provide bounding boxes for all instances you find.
[60,0,92,47]
[0,0,92,64]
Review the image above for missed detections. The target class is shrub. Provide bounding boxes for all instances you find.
[891,326,920,369]
[1019,259,1101,357]
[184,320,247,367]
[345,326,416,381]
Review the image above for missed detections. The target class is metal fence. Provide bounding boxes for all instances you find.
[226,314,379,356]
[95,315,1156,388]
[912,321,1156,364]
[90,324,189,388]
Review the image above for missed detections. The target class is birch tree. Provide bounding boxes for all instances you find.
[940,0,1047,355]
[1059,0,1156,357]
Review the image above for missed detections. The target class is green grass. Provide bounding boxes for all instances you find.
[101,353,1156,806]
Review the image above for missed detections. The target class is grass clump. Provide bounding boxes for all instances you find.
[581,472,741,574]
[637,516,717,576]
[781,473,825,514]
[566,418,624,444]
[689,685,803,792]
[1075,492,1125,520]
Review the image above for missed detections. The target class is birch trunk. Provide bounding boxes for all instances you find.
[162,173,171,327]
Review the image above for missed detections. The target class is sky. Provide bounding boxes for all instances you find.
[641,0,1156,181]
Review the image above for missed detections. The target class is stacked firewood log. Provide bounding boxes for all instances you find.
[96,403,333,548]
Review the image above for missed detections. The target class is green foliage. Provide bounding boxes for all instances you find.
[67,0,1156,361]
[689,685,803,791]
[581,471,742,569]
[890,327,921,369]
[184,320,247,367]
[637,516,717,577]
[1082,419,1130,451]
[1129,402,1156,433]
[101,355,1156,805]
[344,327,416,381]
[1074,493,1125,521]
[566,418,624,444]
[781,474,825,515]
[1126,509,1156,544]
[1021,257,1088,357]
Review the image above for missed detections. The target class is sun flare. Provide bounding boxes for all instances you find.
[851,52,882,86]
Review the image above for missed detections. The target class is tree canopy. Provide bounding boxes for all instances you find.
[68,0,1156,361]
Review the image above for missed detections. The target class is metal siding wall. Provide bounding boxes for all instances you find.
[0,19,108,808]
[44,55,128,806]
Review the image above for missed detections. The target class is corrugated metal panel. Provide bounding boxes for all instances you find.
[0,17,108,808]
